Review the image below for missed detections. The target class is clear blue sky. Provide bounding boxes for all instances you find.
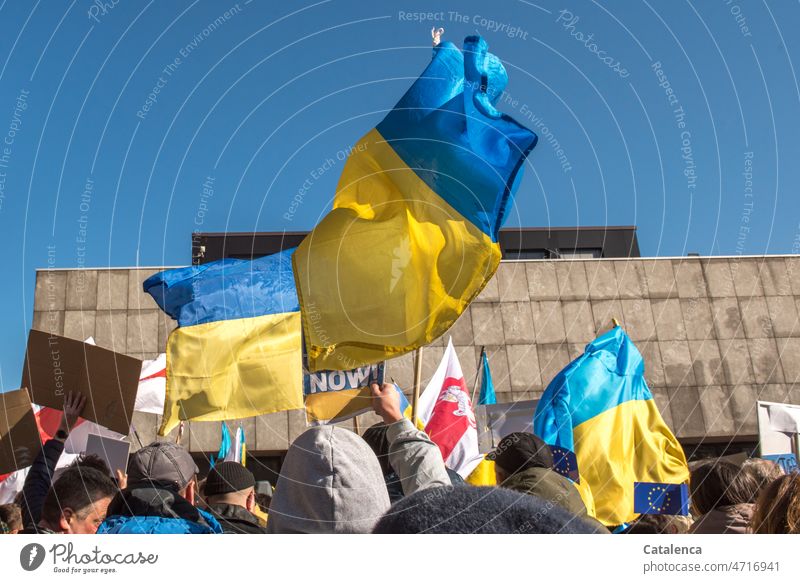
[0,0,798,389]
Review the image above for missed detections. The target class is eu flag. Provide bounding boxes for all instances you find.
[634,482,689,515]
[550,445,579,483]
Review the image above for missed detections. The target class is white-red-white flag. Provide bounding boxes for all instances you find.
[135,353,167,415]
[418,338,483,478]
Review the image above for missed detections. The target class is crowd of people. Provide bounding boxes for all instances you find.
[1,384,799,535]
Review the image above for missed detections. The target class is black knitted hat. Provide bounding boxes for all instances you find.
[205,461,255,496]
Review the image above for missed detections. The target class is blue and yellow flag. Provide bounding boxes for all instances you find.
[144,248,304,435]
[477,347,496,406]
[533,326,689,526]
[209,422,232,469]
[294,36,537,372]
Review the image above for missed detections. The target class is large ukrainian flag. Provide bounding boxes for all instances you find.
[144,248,303,435]
[533,326,689,526]
[294,36,537,372]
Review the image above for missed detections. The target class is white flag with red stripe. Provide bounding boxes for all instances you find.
[135,353,167,415]
[418,338,483,478]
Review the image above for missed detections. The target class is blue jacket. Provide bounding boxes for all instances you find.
[98,484,223,534]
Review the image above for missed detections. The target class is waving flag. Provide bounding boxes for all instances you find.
[418,339,483,478]
[225,426,246,466]
[144,248,304,435]
[294,36,537,372]
[533,326,689,526]
[135,354,167,415]
[477,347,496,406]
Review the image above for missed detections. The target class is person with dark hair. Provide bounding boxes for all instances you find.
[742,458,784,498]
[689,461,761,533]
[204,462,265,534]
[0,503,23,534]
[489,432,595,523]
[751,473,800,534]
[98,442,222,534]
[373,485,604,534]
[19,391,86,530]
[69,453,112,476]
[19,466,116,534]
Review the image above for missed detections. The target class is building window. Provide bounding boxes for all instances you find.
[503,249,548,260]
[558,248,602,259]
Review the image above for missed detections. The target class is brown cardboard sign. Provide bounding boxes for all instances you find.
[0,388,42,475]
[21,330,142,435]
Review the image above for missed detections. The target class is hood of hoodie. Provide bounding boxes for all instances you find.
[267,425,390,533]
[690,503,754,534]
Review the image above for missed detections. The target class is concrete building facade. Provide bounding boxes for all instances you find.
[30,255,800,466]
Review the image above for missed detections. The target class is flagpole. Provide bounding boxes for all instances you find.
[470,346,485,405]
[411,346,423,426]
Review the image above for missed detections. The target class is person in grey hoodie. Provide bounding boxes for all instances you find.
[267,382,450,533]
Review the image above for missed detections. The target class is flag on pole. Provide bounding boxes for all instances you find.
[135,354,167,415]
[210,422,232,469]
[294,35,537,372]
[533,326,689,526]
[224,426,246,466]
[418,338,483,478]
[477,348,496,406]
[144,248,304,435]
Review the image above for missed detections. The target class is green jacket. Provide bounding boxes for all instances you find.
[501,467,605,530]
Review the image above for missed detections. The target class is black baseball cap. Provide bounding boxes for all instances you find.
[486,432,553,474]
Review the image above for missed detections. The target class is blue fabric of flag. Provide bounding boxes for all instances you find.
[144,248,299,327]
[477,349,496,406]
[376,36,536,241]
[633,482,689,515]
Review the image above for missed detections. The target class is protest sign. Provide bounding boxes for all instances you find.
[304,363,383,424]
[21,330,142,435]
[481,399,539,450]
[763,453,798,474]
[0,388,41,474]
[84,433,131,478]
[757,400,800,473]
